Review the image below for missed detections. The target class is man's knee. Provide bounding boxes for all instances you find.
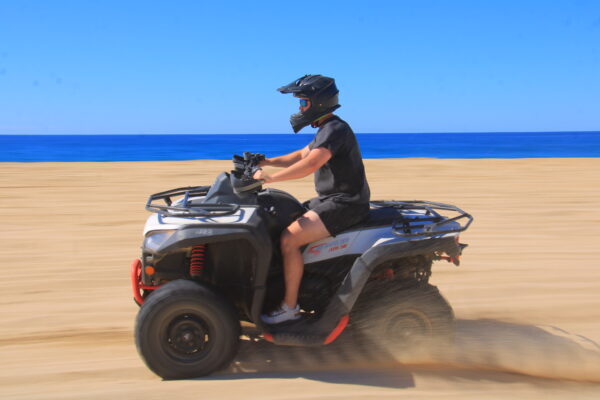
[280,229,299,254]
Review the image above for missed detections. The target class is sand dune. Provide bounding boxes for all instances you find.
[1,158,599,399]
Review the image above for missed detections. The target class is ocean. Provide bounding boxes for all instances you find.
[1,132,599,162]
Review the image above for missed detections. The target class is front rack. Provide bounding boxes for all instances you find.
[145,186,240,217]
[370,200,473,238]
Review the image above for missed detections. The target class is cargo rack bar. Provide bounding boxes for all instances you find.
[371,200,473,238]
[145,186,240,217]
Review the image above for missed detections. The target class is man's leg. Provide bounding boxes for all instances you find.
[280,210,330,308]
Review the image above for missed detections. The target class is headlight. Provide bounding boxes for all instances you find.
[144,230,177,251]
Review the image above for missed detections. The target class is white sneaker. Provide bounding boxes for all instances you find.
[261,303,301,324]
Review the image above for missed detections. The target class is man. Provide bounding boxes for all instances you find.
[254,75,370,324]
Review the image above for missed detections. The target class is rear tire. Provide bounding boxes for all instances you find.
[352,283,454,350]
[135,280,240,379]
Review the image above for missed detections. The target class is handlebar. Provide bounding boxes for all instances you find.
[231,152,266,193]
[232,152,265,178]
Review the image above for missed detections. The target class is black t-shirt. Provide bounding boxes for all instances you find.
[308,116,370,204]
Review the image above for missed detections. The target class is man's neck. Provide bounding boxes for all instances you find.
[311,113,334,128]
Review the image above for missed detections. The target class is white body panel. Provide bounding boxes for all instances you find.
[302,208,459,263]
[301,226,458,264]
[143,206,258,235]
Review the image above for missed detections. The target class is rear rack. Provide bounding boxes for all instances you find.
[145,186,240,217]
[370,200,473,238]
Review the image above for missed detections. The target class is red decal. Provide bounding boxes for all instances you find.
[308,245,322,255]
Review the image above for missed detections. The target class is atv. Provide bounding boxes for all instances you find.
[131,153,473,379]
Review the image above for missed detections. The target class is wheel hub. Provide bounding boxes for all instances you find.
[167,315,208,354]
[386,310,432,342]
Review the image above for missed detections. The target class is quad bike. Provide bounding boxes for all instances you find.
[131,153,473,379]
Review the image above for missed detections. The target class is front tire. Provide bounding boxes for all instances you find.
[135,280,240,379]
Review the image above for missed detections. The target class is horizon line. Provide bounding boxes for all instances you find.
[1,130,599,136]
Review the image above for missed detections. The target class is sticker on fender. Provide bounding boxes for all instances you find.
[308,238,350,256]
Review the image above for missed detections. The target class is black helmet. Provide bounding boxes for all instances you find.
[277,74,341,133]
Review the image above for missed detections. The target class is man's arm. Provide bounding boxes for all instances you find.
[255,147,331,183]
[261,146,310,168]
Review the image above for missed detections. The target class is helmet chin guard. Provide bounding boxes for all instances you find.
[278,75,341,133]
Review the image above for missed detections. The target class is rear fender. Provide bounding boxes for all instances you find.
[328,236,460,314]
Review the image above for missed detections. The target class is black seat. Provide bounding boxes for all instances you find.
[338,207,401,234]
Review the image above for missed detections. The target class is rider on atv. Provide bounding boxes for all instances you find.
[254,75,371,324]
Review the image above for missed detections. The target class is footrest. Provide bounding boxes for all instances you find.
[267,332,327,347]
[262,315,349,346]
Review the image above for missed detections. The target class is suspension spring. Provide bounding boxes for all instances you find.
[190,245,206,277]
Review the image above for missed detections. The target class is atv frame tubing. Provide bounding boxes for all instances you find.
[371,200,473,238]
[145,186,240,217]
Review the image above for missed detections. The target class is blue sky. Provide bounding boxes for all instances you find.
[0,0,599,134]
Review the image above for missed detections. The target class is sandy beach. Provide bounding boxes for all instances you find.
[1,158,599,399]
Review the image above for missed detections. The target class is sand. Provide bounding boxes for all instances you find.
[1,158,599,399]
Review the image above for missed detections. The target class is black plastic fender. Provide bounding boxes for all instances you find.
[332,236,460,313]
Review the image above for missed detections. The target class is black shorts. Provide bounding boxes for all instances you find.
[305,197,370,236]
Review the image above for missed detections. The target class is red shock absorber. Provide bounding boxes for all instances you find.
[190,245,206,277]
